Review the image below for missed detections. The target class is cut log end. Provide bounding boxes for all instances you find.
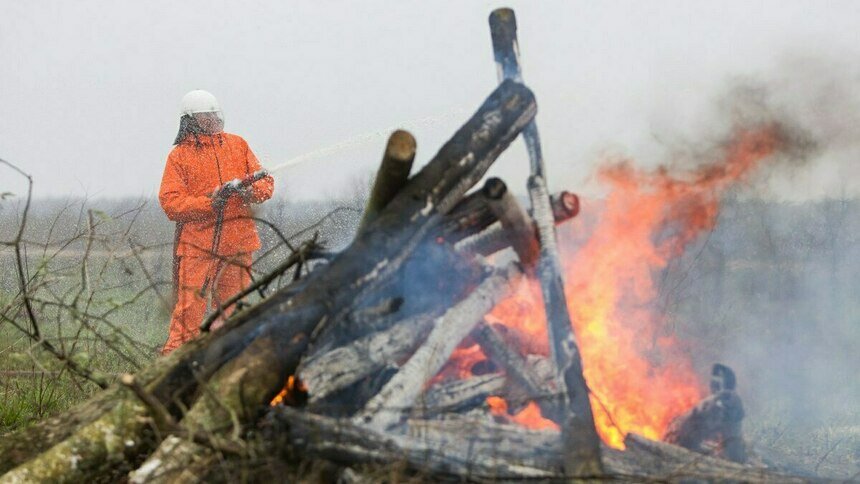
[385,129,417,161]
[550,191,579,221]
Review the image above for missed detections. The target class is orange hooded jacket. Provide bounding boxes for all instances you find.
[159,132,274,257]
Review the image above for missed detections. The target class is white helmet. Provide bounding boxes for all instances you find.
[180,90,222,116]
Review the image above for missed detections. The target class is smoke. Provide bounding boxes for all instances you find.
[685,53,858,199]
[554,51,858,470]
[578,52,860,465]
[675,56,858,435]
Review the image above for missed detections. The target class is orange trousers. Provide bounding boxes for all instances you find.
[161,253,252,355]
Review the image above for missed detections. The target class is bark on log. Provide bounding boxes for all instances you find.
[357,129,416,233]
[0,397,154,483]
[354,263,524,430]
[0,389,118,475]
[127,436,214,484]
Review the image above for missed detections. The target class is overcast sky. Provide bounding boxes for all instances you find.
[2,0,859,201]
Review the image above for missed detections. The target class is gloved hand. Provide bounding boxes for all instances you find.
[210,178,242,210]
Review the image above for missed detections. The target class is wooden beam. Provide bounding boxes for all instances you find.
[489,8,604,476]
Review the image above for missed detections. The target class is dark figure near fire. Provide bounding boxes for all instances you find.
[663,364,747,463]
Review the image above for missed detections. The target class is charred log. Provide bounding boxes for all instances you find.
[483,178,540,267]
[435,179,497,243]
[412,373,507,418]
[310,238,482,358]
[471,320,562,419]
[443,188,580,259]
[272,407,561,480]
[298,312,437,406]
[490,8,603,476]
[266,408,798,482]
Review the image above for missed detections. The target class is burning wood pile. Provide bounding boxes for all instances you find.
[0,8,810,484]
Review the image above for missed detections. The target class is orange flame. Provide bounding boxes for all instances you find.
[270,375,306,407]
[482,125,784,448]
[487,396,559,431]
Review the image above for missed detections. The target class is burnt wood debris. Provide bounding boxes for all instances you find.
[0,8,810,483]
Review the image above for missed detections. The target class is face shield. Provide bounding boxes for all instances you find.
[192,111,224,135]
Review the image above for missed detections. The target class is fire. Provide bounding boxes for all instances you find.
[487,396,559,431]
[270,375,306,407]
[483,125,785,448]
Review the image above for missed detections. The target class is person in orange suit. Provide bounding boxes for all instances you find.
[159,90,274,355]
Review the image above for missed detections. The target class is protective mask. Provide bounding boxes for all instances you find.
[192,111,224,135]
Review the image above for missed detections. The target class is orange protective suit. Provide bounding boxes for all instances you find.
[159,132,274,354]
